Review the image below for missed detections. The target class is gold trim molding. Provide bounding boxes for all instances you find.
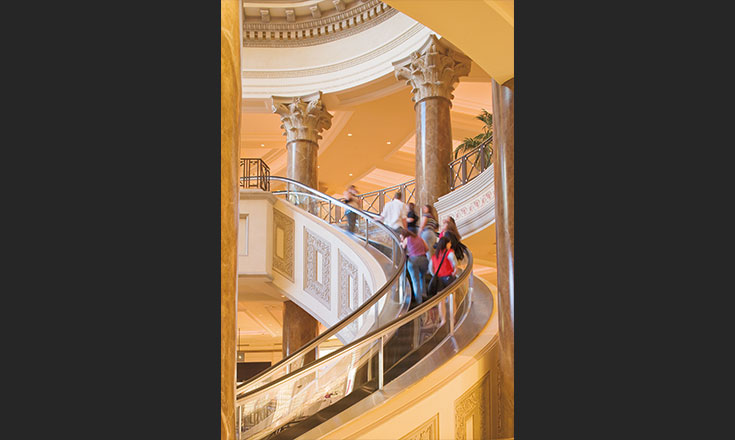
[399,413,439,440]
[454,372,491,440]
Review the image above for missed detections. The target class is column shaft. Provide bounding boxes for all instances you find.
[492,77,514,440]
[286,140,318,189]
[221,1,240,439]
[415,97,453,208]
[282,300,319,363]
[394,34,470,209]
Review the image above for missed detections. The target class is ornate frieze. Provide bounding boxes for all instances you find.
[272,92,333,145]
[454,372,491,440]
[399,413,439,440]
[304,227,331,308]
[272,209,295,281]
[435,166,495,238]
[393,34,472,105]
[243,23,423,78]
[242,1,396,48]
[338,250,359,319]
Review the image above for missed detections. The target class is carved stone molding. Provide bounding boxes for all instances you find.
[399,413,439,440]
[243,22,423,78]
[272,209,295,281]
[304,226,331,308]
[259,9,270,23]
[454,372,491,440]
[435,166,496,239]
[393,34,472,105]
[338,250,358,319]
[243,1,396,48]
[272,91,333,145]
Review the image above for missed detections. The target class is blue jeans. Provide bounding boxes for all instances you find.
[421,229,437,258]
[408,255,429,304]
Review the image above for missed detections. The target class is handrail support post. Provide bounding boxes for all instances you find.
[449,293,455,334]
[378,335,384,390]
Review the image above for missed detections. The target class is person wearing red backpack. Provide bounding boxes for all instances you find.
[428,234,458,292]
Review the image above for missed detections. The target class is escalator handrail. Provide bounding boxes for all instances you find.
[236,176,407,395]
[237,248,472,401]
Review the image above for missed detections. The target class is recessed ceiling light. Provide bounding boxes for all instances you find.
[317,166,320,168]
[349,173,353,176]
[386,141,392,144]
[347,133,352,137]
[260,144,265,147]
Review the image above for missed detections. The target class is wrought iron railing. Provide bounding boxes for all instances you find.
[352,139,491,213]
[240,158,270,191]
[356,180,416,216]
[448,138,493,190]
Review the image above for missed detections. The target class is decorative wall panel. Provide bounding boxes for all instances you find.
[362,275,371,303]
[454,372,491,440]
[399,413,438,440]
[272,209,294,281]
[338,249,358,319]
[304,227,331,308]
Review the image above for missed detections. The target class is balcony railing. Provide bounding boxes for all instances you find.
[449,138,493,191]
[356,180,416,216]
[352,139,491,214]
[239,158,270,191]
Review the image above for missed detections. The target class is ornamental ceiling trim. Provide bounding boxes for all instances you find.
[243,1,396,48]
[242,22,424,78]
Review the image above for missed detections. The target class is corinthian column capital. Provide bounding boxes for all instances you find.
[271,91,333,145]
[393,34,472,105]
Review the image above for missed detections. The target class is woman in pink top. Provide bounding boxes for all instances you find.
[400,228,429,305]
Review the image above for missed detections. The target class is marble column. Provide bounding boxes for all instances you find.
[394,34,471,208]
[492,77,514,440]
[282,300,319,364]
[272,91,333,191]
[221,1,241,440]
[272,93,330,362]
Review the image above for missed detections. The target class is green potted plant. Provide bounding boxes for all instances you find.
[453,109,493,162]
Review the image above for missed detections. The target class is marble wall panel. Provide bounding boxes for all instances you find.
[272,209,295,281]
[304,227,331,308]
[338,249,359,319]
